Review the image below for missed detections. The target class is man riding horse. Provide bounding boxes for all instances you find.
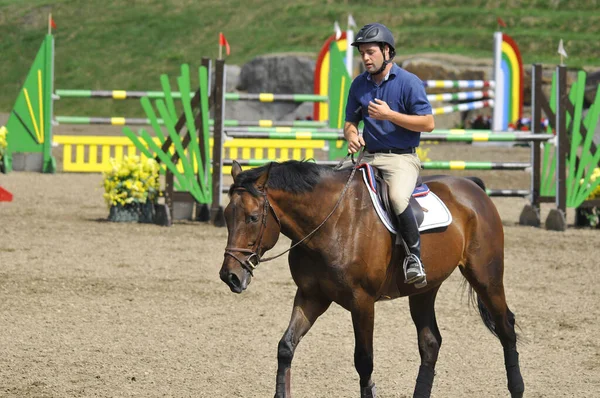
[219,22,524,398]
[343,23,435,286]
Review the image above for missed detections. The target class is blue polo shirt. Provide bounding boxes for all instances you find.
[345,63,432,151]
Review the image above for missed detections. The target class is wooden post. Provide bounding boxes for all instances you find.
[531,64,542,212]
[519,64,543,227]
[195,57,212,221]
[556,65,568,215]
[165,171,175,221]
[545,65,568,231]
[211,59,226,227]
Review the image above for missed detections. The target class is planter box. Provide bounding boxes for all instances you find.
[173,201,195,220]
[108,202,155,223]
[575,206,600,229]
[11,153,43,172]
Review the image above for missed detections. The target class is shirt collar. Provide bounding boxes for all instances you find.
[366,63,398,82]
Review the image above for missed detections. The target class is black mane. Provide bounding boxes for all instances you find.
[230,160,337,197]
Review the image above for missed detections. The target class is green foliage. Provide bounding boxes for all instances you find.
[0,0,599,117]
[123,64,212,204]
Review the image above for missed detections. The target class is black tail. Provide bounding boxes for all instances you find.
[474,294,520,343]
[464,282,498,337]
[466,176,486,191]
[476,295,499,338]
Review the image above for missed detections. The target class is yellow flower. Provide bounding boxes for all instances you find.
[101,155,161,208]
[583,168,600,201]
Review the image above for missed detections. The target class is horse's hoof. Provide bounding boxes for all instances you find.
[361,382,376,398]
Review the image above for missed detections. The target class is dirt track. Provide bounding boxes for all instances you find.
[1,143,600,397]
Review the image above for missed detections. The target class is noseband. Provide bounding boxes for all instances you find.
[224,188,281,276]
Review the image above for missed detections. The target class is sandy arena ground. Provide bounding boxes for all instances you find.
[1,142,599,397]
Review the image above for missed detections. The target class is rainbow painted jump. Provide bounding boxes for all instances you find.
[423,80,495,89]
[427,90,494,102]
[431,100,494,116]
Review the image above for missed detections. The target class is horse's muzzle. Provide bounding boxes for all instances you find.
[220,267,251,293]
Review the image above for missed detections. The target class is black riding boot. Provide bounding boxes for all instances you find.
[397,206,427,287]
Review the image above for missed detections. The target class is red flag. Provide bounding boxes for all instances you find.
[48,14,57,33]
[497,17,507,28]
[219,32,230,56]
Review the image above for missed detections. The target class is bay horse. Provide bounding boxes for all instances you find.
[219,160,524,398]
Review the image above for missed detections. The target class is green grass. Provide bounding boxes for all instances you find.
[1,0,599,117]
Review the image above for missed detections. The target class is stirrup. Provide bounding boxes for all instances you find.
[403,253,427,287]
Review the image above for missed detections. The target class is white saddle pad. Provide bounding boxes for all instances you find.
[359,168,452,233]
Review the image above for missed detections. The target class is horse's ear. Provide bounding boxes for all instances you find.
[231,160,243,180]
[256,162,272,191]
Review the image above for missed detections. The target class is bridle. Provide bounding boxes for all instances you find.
[223,188,281,276]
[223,151,364,276]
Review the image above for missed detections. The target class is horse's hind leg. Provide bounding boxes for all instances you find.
[461,256,524,398]
[275,289,331,398]
[350,292,377,398]
[408,287,442,398]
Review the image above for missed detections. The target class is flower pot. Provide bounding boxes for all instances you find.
[575,206,600,229]
[108,202,155,223]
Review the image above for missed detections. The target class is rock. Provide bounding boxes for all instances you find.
[237,54,315,94]
[222,64,241,93]
[585,69,600,106]
[430,112,463,130]
[398,53,491,89]
[524,67,579,107]
[230,54,316,121]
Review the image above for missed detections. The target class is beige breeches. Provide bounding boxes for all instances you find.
[341,152,421,214]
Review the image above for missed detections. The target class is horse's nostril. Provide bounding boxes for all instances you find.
[228,273,241,289]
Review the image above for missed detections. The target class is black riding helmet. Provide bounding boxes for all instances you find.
[352,23,396,75]
[352,23,396,58]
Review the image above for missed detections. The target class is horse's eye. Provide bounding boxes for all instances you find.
[248,214,259,223]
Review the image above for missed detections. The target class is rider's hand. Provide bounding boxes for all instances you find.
[368,98,391,120]
[346,132,365,154]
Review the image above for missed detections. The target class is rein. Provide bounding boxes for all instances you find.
[224,150,365,273]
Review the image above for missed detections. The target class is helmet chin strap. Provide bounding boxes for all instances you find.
[368,49,391,76]
[370,59,390,76]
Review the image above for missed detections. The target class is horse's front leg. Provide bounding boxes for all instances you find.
[351,293,377,398]
[275,289,331,398]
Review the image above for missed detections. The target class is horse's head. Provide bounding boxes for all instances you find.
[219,161,281,293]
